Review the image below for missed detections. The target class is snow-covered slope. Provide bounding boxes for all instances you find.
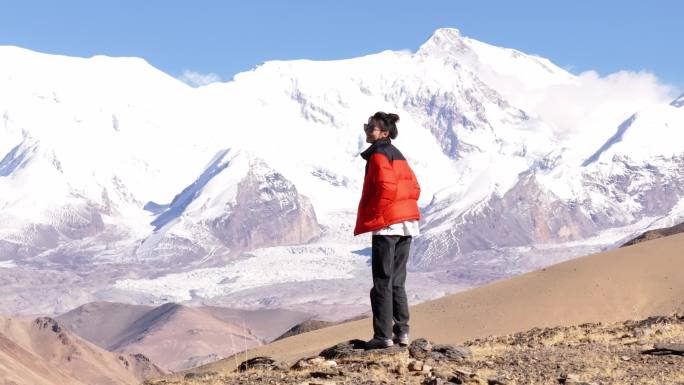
[0,28,681,317]
[413,98,684,269]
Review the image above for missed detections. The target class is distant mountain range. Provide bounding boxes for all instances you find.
[1,28,682,317]
[55,301,312,371]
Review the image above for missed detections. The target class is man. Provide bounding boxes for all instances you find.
[354,112,421,349]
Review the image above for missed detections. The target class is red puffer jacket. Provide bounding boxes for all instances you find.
[354,138,421,236]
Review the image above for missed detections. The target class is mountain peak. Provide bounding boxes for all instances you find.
[671,93,684,108]
[431,27,463,39]
[417,27,469,57]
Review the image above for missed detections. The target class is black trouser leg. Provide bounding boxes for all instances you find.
[370,235,411,339]
[392,235,411,336]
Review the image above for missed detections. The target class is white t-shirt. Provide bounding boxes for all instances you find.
[372,220,420,236]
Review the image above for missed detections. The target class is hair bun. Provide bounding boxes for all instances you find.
[370,111,400,139]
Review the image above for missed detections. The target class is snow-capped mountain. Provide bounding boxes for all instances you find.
[138,149,321,263]
[0,28,682,317]
[413,96,684,270]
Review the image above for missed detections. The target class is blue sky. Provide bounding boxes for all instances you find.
[1,0,682,91]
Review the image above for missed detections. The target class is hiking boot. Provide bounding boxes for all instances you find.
[365,337,394,350]
[392,333,409,346]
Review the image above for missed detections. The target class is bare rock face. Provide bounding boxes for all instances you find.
[209,159,321,252]
[414,173,597,269]
[479,173,596,245]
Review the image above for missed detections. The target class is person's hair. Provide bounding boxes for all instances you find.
[370,112,400,139]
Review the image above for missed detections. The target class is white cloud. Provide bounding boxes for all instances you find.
[178,70,222,87]
[522,70,677,146]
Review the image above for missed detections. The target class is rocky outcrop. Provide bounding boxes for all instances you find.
[414,173,598,269]
[209,158,321,252]
[274,319,336,342]
[620,220,684,247]
[136,153,322,262]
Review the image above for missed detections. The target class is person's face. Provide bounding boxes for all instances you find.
[363,119,389,143]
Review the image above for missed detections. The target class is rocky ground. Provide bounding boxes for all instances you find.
[145,314,684,385]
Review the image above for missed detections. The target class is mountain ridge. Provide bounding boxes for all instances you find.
[0,28,682,318]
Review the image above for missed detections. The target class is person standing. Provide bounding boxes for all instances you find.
[354,112,421,349]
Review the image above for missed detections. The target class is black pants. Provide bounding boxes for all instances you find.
[370,235,411,340]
